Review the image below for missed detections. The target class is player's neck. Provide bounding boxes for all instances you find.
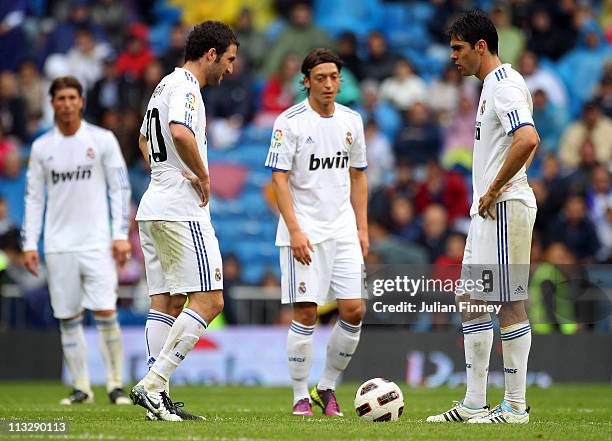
[307,96,335,117]
[477,55,502,81]
[57,118,82,136]
[182,62,204,87]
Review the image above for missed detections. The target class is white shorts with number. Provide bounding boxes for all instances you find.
[280,234,364,305]
[139,220,223,296]
[46,249,118,319]
[462,199,536,302]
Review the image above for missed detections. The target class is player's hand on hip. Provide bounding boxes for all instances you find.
[112,240,132,267]
[478,183,512,219]
[290,230,314,266]
[22,250,40,276]
[182,171,210,207]
[358,229,369,259]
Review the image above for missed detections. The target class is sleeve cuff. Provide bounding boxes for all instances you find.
[507,122,534,135]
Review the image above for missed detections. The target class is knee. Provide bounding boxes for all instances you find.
[209,295,224,318]
[339,303,365,326]
[168,296,187,317]
[294,305,317,327]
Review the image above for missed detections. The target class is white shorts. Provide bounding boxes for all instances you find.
[462,200,536,302]
[139,220,223,295]
[46,249,118,319]
[280,235,364,305]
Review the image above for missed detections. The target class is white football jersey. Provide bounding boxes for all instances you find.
[472,64,537,216]
[136,68,211,222]
[265,99,367,246]
[22,122,130,253]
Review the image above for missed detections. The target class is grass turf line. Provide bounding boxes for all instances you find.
[0,383,610,440]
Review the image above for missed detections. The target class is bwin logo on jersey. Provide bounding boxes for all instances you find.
[309,152,349,170]
[51,166,93,184]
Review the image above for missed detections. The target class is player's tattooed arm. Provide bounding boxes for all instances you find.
[479,124,539,219]
[350,167,369,258]
[271,170,314,265]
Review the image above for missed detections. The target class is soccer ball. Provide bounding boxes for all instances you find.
[354,378,404,422]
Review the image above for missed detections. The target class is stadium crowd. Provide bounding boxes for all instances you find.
[0,0,610,331]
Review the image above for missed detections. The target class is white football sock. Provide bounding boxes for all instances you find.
[501,321,531,413]
[462,315,493,409]
[145,308,207,392]
[60,316,91,394]
[94,313,124,392]
[317,320,361,391]
[287,321,315,404]
[145,309,175,394]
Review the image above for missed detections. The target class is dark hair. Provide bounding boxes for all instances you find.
[301,48,343,77]
[185,21,239,62]
[49,76,83,98]
[447,10,498,55]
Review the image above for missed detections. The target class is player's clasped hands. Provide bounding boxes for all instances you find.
[290,230,315,266]
[181,171,210,207]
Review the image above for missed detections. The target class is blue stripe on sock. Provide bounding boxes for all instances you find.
[501,328,531,341]
[290,325,314,336]
[462,321,493,332]
[338,320,361,333]
[147,314,175,327]
[501,325,531,339]
[60,319,83,330]
[183,309,208,328]
[148,311,176,323]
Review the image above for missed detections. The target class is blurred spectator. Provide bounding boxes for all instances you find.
[0,150,26,226]
[441,94,477,171]
[491,4,525,66]
[66,27,112,92]
[234,8,267,76]
[586,165,611,225]
[112,108,141,167]
[559,100,612,168]
[434,232,465,266]
[86,55,129,123]
[137,60,165,114]
[529,241,578,334]
[427,0,466,46]
[364,119,394,192]
[532,89,569,155]
[379,58,427,112]
[519,50,568,108]
[336,32,363,81]
[222,254,243,325]
[595,197,612,263]
[354,80,401,140]
[414,161,469,224]
[368,216,428,264]
[259,52,299,117]
[369,160,418,221]
[394,102,442,165]
[0,125,18,175]
[428,63,472,125]
[262,3,333,76]
[417,204,451,261]
[0,196,14,234]
[90,0,128,49]
[159,23,186,75]
[115,24,154,80]
[532,154,570,233]
[204,53,255,149]
[547,195,600,263]
[0,71,28,143]
[526,6,573,61]
[0,1,28,71]
[17,60,46,133]
[362,31,401,83]
[595,65,612,118]
[389,196,420,242]
[565,139,602,196]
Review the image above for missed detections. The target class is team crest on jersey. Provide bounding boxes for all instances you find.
[86,147,96,159]
[480,99,486,115]
[271,129,283,149]
[215,268,222,282]
[298,282,307,294]
[345,131,353,146]
[185,92,196,111]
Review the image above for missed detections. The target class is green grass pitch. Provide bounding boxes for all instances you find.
[0,383,610,440]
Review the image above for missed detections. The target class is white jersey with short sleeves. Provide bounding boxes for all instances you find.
[265,99,367,246]
[22,122,130,253]
[136,67,211,222]
[472,64,537,216]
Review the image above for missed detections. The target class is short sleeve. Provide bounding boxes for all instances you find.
[494,83,534,135]
[168,82,199,134]
[349,115,368,169]
[265,115,296,171]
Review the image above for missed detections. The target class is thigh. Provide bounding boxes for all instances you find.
[139,221,169,296]
[330,235,364,300]
[280,243,332,305]
[45,252,82,319]
[79,249,118,312]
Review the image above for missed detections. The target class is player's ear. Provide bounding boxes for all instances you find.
[206,48,218,62]
[476,39,486,54]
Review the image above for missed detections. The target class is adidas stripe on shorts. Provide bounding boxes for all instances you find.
[462,199,536,302]
[139,220,223,295]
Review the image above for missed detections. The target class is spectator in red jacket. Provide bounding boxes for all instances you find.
[115,24,154,80]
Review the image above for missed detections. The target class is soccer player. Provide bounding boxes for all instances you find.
[426,10,539,424]
[265,48,368,417]
[129,21,238,422]
[22,76,132,405]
